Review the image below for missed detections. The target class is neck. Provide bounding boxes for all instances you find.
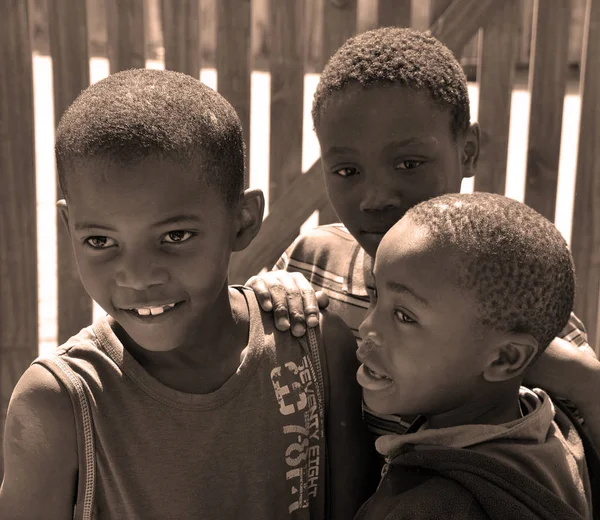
[426,382,523,429]
[117,286,250,393]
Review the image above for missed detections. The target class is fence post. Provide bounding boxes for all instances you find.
[318,0,358,225]
[524,0,571,222]
[48,0,93,343]
[475,0,520,194]
[0,0,38,475]
[105,0,145,73]
[216,0,252,188]
[572,0,600,354]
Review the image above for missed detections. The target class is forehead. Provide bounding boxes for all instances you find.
[65,156,226,222]
[375,219,461,288]
[316,83,454,144]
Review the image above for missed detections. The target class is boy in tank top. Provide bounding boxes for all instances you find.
[0,69,378,520]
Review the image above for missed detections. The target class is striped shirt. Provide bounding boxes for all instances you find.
[275,224,592,435]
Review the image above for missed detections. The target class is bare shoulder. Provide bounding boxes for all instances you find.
[0,363,78,519]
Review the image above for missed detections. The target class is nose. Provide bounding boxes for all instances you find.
[358,309,379,348]
[359,183,402,212]
[114,250,169,290]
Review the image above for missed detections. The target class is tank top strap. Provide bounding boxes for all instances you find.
[33,355,96,520]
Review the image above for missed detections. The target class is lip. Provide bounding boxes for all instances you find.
[356,349,390,379]
[356,363,394,392]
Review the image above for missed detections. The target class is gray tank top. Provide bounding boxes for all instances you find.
[33,287,328,519]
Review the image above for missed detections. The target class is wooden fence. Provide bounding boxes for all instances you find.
[1,0,599,475]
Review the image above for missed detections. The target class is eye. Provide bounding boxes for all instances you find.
[85,236,117,249]
[395,160,424,170]
[394,309,416,324]
[163,230,195,243]
[333,166,359,177]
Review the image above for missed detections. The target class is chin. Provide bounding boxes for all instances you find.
[364,393,405,417]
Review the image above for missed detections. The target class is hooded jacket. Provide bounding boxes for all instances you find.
[355,388,594,520]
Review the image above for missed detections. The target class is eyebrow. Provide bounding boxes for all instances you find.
[74,215,202,232]
[323,145,358,156]
[382,137,438,154]
[385,281,430,307]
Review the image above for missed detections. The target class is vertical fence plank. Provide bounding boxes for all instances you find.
[161,0,200,77]
[475,0,519,194]
[106,0,145,73]
[0,0,38,474]
[269,1,305,203]
[318,0,358,225]
[265,0,305,255]
[377,0,411,28]
[523,0,571,221]
[572,0,600,354]
[216,0,251,188]
[47,0,93,344]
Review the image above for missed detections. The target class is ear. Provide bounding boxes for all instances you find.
[232,188,264,252]
[460,122,480,179]
[56,199,71,235]
[483,332,539,383]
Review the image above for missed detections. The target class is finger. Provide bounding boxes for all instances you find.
[316,290,330,311]
[245,276,273,311]
[280,274,307,337]
[269,278,292,332]
[288,273,320,329]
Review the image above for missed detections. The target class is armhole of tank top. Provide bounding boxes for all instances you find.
[33,356,96,520]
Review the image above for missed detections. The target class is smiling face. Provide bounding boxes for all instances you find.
[356,217,496,419]
[316,83,477,258]
[60,156,241,352]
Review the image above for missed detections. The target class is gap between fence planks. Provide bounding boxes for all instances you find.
[48,0,94,344]
[216,0,252,188]
[572,0,600,354]
[161,0,200,78]
[0,0,38,476]
[524,0,571,222]
[475,0,520,194]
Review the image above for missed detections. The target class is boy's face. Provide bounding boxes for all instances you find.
[316,83,477,258]
[356,217,494,419]
[59,157,240,352]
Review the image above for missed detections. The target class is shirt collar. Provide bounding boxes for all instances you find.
[376,388,555,459]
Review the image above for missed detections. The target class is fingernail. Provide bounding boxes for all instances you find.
[307,316,319,327]
[263,300,272,311]
[292,324,306,337]
[278,318,290,330]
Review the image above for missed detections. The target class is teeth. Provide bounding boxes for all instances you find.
[132,303,177,316]
[366,366,388,380]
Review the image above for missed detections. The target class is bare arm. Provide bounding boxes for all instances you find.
[320,311,380,520]
[0,364,78,519]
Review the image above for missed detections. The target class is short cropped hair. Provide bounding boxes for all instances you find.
[55,68,245,206]
[312,27,470,138]
[405,193,575,350]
